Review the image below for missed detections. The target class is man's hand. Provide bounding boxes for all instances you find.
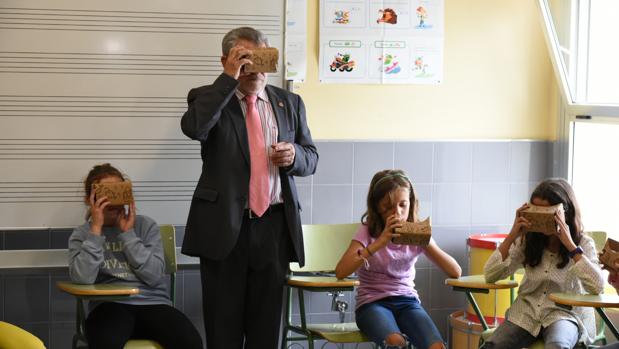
[222,45,253,79]
[270,142,295,168]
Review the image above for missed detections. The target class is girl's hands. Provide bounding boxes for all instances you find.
[375,214,403,250]
[89,190,110,235]
[117,201,136,233]
[508,203,531,239]
[498,203,531,260]
[555,209,576,250]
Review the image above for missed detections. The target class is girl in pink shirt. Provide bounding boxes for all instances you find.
[335,169,461,349]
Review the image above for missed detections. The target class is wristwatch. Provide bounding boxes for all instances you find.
[569,246,584,258]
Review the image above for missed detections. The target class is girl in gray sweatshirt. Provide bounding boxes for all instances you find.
[68,163,203,349]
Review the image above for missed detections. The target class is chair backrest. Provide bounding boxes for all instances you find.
[159,224,177,275]
[586,231,607,253]
[290,223,360,273]
[585,231,608,344]
[159,224,177,303]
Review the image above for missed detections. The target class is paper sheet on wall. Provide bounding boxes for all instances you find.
[286,0,307,82]
[319,0,443,84]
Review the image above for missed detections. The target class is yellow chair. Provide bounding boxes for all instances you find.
[57,224,177,349]
[280,223,375,349]
[0,321,47,349]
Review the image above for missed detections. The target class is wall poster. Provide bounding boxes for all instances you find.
[319,0,444,84]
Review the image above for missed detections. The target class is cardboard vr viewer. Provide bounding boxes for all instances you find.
[244,47,279,73]
[392,217,432,246]
[521,203,564,235]
[92,181,134,205]
[600,238,619,272]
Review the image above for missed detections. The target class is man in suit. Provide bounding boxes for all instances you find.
[180,27,318,349]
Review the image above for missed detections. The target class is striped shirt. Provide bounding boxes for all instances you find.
[235,89,283,205]
[484,234,604,344]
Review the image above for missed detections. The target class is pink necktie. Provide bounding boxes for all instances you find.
[244,95,269,217]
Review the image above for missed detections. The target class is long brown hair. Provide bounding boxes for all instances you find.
[523,178,583,269]
[83,163,126,218]
[362,169,419,238]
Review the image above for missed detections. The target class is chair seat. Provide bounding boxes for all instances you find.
[527,340,544,349]
[480,328,494,342]
[124,339,164,349]
[0,321,46,349]
[306,322,369,343]
[480,328,573,349]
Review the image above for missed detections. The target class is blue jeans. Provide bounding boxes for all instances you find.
[481,319,579,349]
[355,296,444,349]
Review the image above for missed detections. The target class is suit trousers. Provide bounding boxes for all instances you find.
[199,207,292,349]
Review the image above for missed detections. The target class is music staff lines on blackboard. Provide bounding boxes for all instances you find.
[0,180,197,203]
[0,51,224,76]
[0,139,200,159]
[0,95,186,117]
[0,7,281,35]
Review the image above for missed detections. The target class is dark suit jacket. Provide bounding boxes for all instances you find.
[180,73,318,266]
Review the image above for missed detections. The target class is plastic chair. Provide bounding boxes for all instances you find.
[56,224,177,349]
[477,231,608,348]
[0,321,47,349]
[280,223,376,349]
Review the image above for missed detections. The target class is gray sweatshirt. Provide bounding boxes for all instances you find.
[68,215,171,306]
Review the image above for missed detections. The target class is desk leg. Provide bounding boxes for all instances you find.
[596,308,619,340]
[465,292,489,331]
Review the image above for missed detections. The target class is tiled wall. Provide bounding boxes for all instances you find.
[0,140,551,349]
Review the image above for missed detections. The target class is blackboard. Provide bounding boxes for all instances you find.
[0,0,285,227]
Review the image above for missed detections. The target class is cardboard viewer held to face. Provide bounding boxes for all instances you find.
[521,203,564,235]
[243,47,279,73]
[92,181,133,206]
[392,217,432,246]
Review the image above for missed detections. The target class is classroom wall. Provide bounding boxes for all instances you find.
[0,139,551,348]
[0,1,562,348]
[296,0,559,140]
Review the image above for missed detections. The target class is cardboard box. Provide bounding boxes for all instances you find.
[244,47,279,73]
[392,217,431,246]
[600,238,619,271]
[521,203,563,235]
[92,181,133,205]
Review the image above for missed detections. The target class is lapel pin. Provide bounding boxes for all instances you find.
[278,101,284,108]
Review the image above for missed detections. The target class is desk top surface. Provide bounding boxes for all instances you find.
[287,276,359,288]
[445,274,519,289]
[56,281,140,296]
[549,292,619,308]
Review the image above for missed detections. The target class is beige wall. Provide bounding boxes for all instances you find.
[294,0,558,140]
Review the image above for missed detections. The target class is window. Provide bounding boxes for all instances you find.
[587,1,619,104]
[572,122,619,237]
[541,0,619,106]
[539,0,619,238]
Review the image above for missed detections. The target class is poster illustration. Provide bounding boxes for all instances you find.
[320,0,443,84]
[285,0,307,81]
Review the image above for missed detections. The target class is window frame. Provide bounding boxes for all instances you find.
[536,0,619,179]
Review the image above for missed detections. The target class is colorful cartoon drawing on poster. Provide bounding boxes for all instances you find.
[333,10,351,24]
[377,8,398,24]
[330,53,356,72]
[415,6,432,29]
[413,56,432,77]
[378,54,401,74]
